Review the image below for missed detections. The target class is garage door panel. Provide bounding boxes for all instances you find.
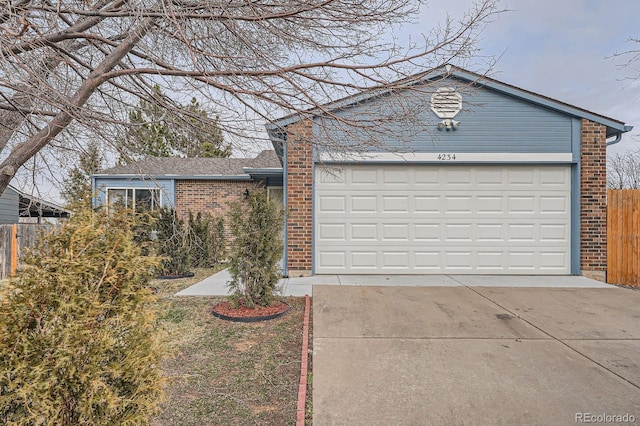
[381,224,410,241]
[414,224,441,241]
[317,167,345,184]
[315,248,571,274]
[445,196,474,214]
[444,251,473,269]
[318,195,346,213]
[476,224,504,241]
[350,196,377,212]
[382,251,411,269]
[316,192,571,216]
[540,168,569,185]
[383,169,409,184]
[414,169,440,185]
[540,251,570,270]
[444,169,472,184]
[316,220,570,246]
[476,251,505,270]
[507,224,536,242]
[540,224,569,241]
[414,196,441,213]
[508,169,536,185]
[476,196,504,213]
[351,251,377,269]
[351,223,378,240]
[315,164,571,274]
[349,168,376,183]
[318,223,347,240]
[444,224,474,241]
[382,196,409,212]
[414,251,442,269]
[507,196,536,213]
[540,196,569,213]
[507,252,536,270]
[318,251,347,269]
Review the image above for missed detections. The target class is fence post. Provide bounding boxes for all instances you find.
[10,224,18,277]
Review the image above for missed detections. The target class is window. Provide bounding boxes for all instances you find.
[107,188,160,213]
[267,187,284,206]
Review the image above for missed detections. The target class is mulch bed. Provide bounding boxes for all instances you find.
[211,300,289,322]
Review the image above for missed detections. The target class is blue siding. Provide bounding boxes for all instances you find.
[0,187,19,224]
[313,80,573,155]
[93,177,175,208]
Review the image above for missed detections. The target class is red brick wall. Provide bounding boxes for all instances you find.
[174,179,248,237]
[580,119,607,279]
[286,120,314,275]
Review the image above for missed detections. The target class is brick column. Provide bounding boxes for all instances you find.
[580,119,607,281]
[286,120,313,276]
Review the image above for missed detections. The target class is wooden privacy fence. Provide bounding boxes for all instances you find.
[607,189,640,286]
[0,224,53,280]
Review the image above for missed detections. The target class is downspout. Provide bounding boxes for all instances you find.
[91,175,97,209]
[282,138,288,278]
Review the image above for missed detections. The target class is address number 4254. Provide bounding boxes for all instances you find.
[437,153,457,161]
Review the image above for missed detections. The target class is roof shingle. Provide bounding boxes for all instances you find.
[97,150,281,177]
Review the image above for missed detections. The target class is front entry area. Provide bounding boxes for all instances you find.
[314,164,571,274]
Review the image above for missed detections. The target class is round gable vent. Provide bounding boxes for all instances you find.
[430,87,462,119]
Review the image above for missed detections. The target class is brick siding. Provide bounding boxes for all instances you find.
[174,179,248,238]
[580,119,607,279]
[285,120,314,275]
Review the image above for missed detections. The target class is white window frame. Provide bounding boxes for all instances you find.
[105,187,162,213]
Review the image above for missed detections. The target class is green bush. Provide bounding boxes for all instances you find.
[0,208,164,425]
[187,212,226,267]
[133,210,158,257]
[209,214,226,265]
[187,211,209,267]
[227,189,284,308]
[155,207,190,276]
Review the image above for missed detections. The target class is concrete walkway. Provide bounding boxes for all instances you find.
[174,268,316,297]
[175,271,610,297]
[313,283,640,425]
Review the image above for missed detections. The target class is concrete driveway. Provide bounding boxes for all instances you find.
[313,282,640,425]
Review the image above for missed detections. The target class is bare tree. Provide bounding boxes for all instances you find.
[0,0,502,197]
[607,151,640,189]
[612,37,640,85]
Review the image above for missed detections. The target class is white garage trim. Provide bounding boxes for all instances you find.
[314,164,572,275]
[318,152,573,163]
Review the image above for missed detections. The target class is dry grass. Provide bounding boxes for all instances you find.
[150,268,306,426]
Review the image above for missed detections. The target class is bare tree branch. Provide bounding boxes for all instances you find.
[0,0,503,196]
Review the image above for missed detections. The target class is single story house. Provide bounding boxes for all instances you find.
[0,185,70,224]
[92,150,283,225]
[266,66,632,280]
[94,66,632,281]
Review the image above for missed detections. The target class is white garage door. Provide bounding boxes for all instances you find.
[315,164,571,274]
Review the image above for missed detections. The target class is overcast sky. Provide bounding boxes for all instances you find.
[405,0,640,155]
